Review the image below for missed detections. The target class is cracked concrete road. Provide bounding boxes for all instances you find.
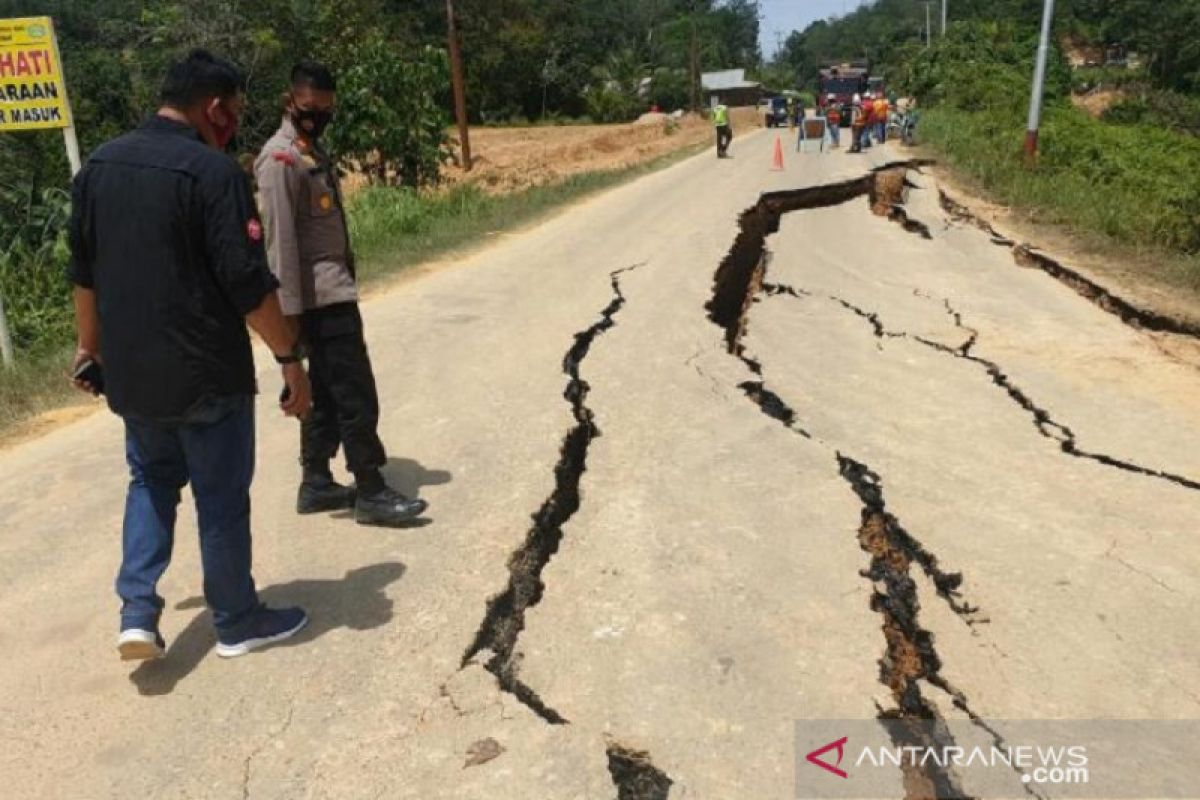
[2,129,1199,799]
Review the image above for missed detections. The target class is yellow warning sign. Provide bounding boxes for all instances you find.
[0,16,72,131]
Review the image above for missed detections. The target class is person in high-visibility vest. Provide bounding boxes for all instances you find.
[874,94,890,143]
[825,95,842,149]
[713,103,732,158]
[849,94,867,154]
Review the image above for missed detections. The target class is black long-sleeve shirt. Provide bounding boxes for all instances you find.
[68,115,279,421]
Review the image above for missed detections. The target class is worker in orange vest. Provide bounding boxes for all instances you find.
[874,93,890,143]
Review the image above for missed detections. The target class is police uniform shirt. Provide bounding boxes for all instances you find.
[67,115,280,421]
[254,117,358,317]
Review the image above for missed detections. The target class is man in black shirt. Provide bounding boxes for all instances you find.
[69,50,313,661]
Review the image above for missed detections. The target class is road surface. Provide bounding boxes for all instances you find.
[2,130,1199,799]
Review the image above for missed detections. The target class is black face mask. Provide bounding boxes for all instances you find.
[292,107,333,139]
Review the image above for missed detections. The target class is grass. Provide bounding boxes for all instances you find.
[349,141,707,283]
[0,140,708,440]
[0,343,81,437]
[920,103,1200,291]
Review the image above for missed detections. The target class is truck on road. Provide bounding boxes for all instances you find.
[817,61,870,124]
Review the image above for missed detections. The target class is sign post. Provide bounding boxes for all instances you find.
[0,15,77,367]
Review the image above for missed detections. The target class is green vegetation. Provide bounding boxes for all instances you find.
[769,2,1200,291]
[349,143,706,283]
[460,0,760,122]
[326,41,450,187]
[777,1,1200,97]
[0,140,706,434]
[0,345,77,435]
[923,106,1200,281]
[0,0,759,432]
[0,184,73,354]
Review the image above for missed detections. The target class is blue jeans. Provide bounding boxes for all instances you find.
[117,396,259,634]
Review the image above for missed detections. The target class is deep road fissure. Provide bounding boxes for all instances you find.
[462,264,645,725]
[459,263,676,797]
[940,189,1200,340]
[704,165,1010,797]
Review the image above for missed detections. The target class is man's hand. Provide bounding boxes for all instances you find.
[280,362,312,419]
[69,347,102,396]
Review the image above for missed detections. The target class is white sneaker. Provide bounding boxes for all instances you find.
[117,628,166,661]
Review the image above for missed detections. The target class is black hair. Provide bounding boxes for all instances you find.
[290,60,337,92]
[160,49,245,108]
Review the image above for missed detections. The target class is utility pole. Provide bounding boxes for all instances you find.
[1024,0,1057,163]
[925,3,932,48]
[0,289,13,369]
[942,0,948,36]
[690,4,700,111]
[445,0,472,171]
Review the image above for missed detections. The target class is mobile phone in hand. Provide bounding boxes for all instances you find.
[73,358,105,396]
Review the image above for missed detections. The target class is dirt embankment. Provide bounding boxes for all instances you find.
[438,107,759,194]
[1071,88,1125,119]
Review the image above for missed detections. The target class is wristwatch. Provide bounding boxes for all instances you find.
[274,341,307,365]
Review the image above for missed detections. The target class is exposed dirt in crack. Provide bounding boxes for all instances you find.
[703,170,1079,798]
[706,160,934,353]
[704,162,934,440]
[461,264,644,724]
[1012,244,1200,338]
[940,189,1200,340]
[838,456,978,800]
[701,169,1024,798]
[704,169,984,624]
[606,743,674,800]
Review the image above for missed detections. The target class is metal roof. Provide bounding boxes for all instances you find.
[701,69,761,91]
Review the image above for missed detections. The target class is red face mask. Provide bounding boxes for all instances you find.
[207,100,240,150]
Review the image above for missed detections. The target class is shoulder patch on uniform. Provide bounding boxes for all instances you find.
[247,218,263,242]
[272,151,297,167]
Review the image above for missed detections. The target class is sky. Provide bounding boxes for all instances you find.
[758,0,871,59]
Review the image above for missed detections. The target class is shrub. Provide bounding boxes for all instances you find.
[0,183,74,355]
[922,103,1200,254]
[583,84,643,123]
[1102,89,1200,137]
[326,39,452,188]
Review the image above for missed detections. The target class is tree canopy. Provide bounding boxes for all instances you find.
[775,0,1200,96]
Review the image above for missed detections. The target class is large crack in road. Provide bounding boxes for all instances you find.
[706,162,932,444]
[457,263,675,798]
[838,456,977,798]
[940,189,1200,340]
[794,284,1200,493]
[462,264,644,725]
[704,167,990,797]
[607,743,674,800]
[744,178,1200,492]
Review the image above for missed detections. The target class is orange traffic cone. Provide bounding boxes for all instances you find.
[771,135,785,171]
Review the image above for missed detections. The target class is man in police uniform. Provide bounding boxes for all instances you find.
[255,61,428,527]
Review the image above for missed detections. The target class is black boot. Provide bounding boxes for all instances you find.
[353,469,428,527]
[297,465,357,514]
[355,487,428,527]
